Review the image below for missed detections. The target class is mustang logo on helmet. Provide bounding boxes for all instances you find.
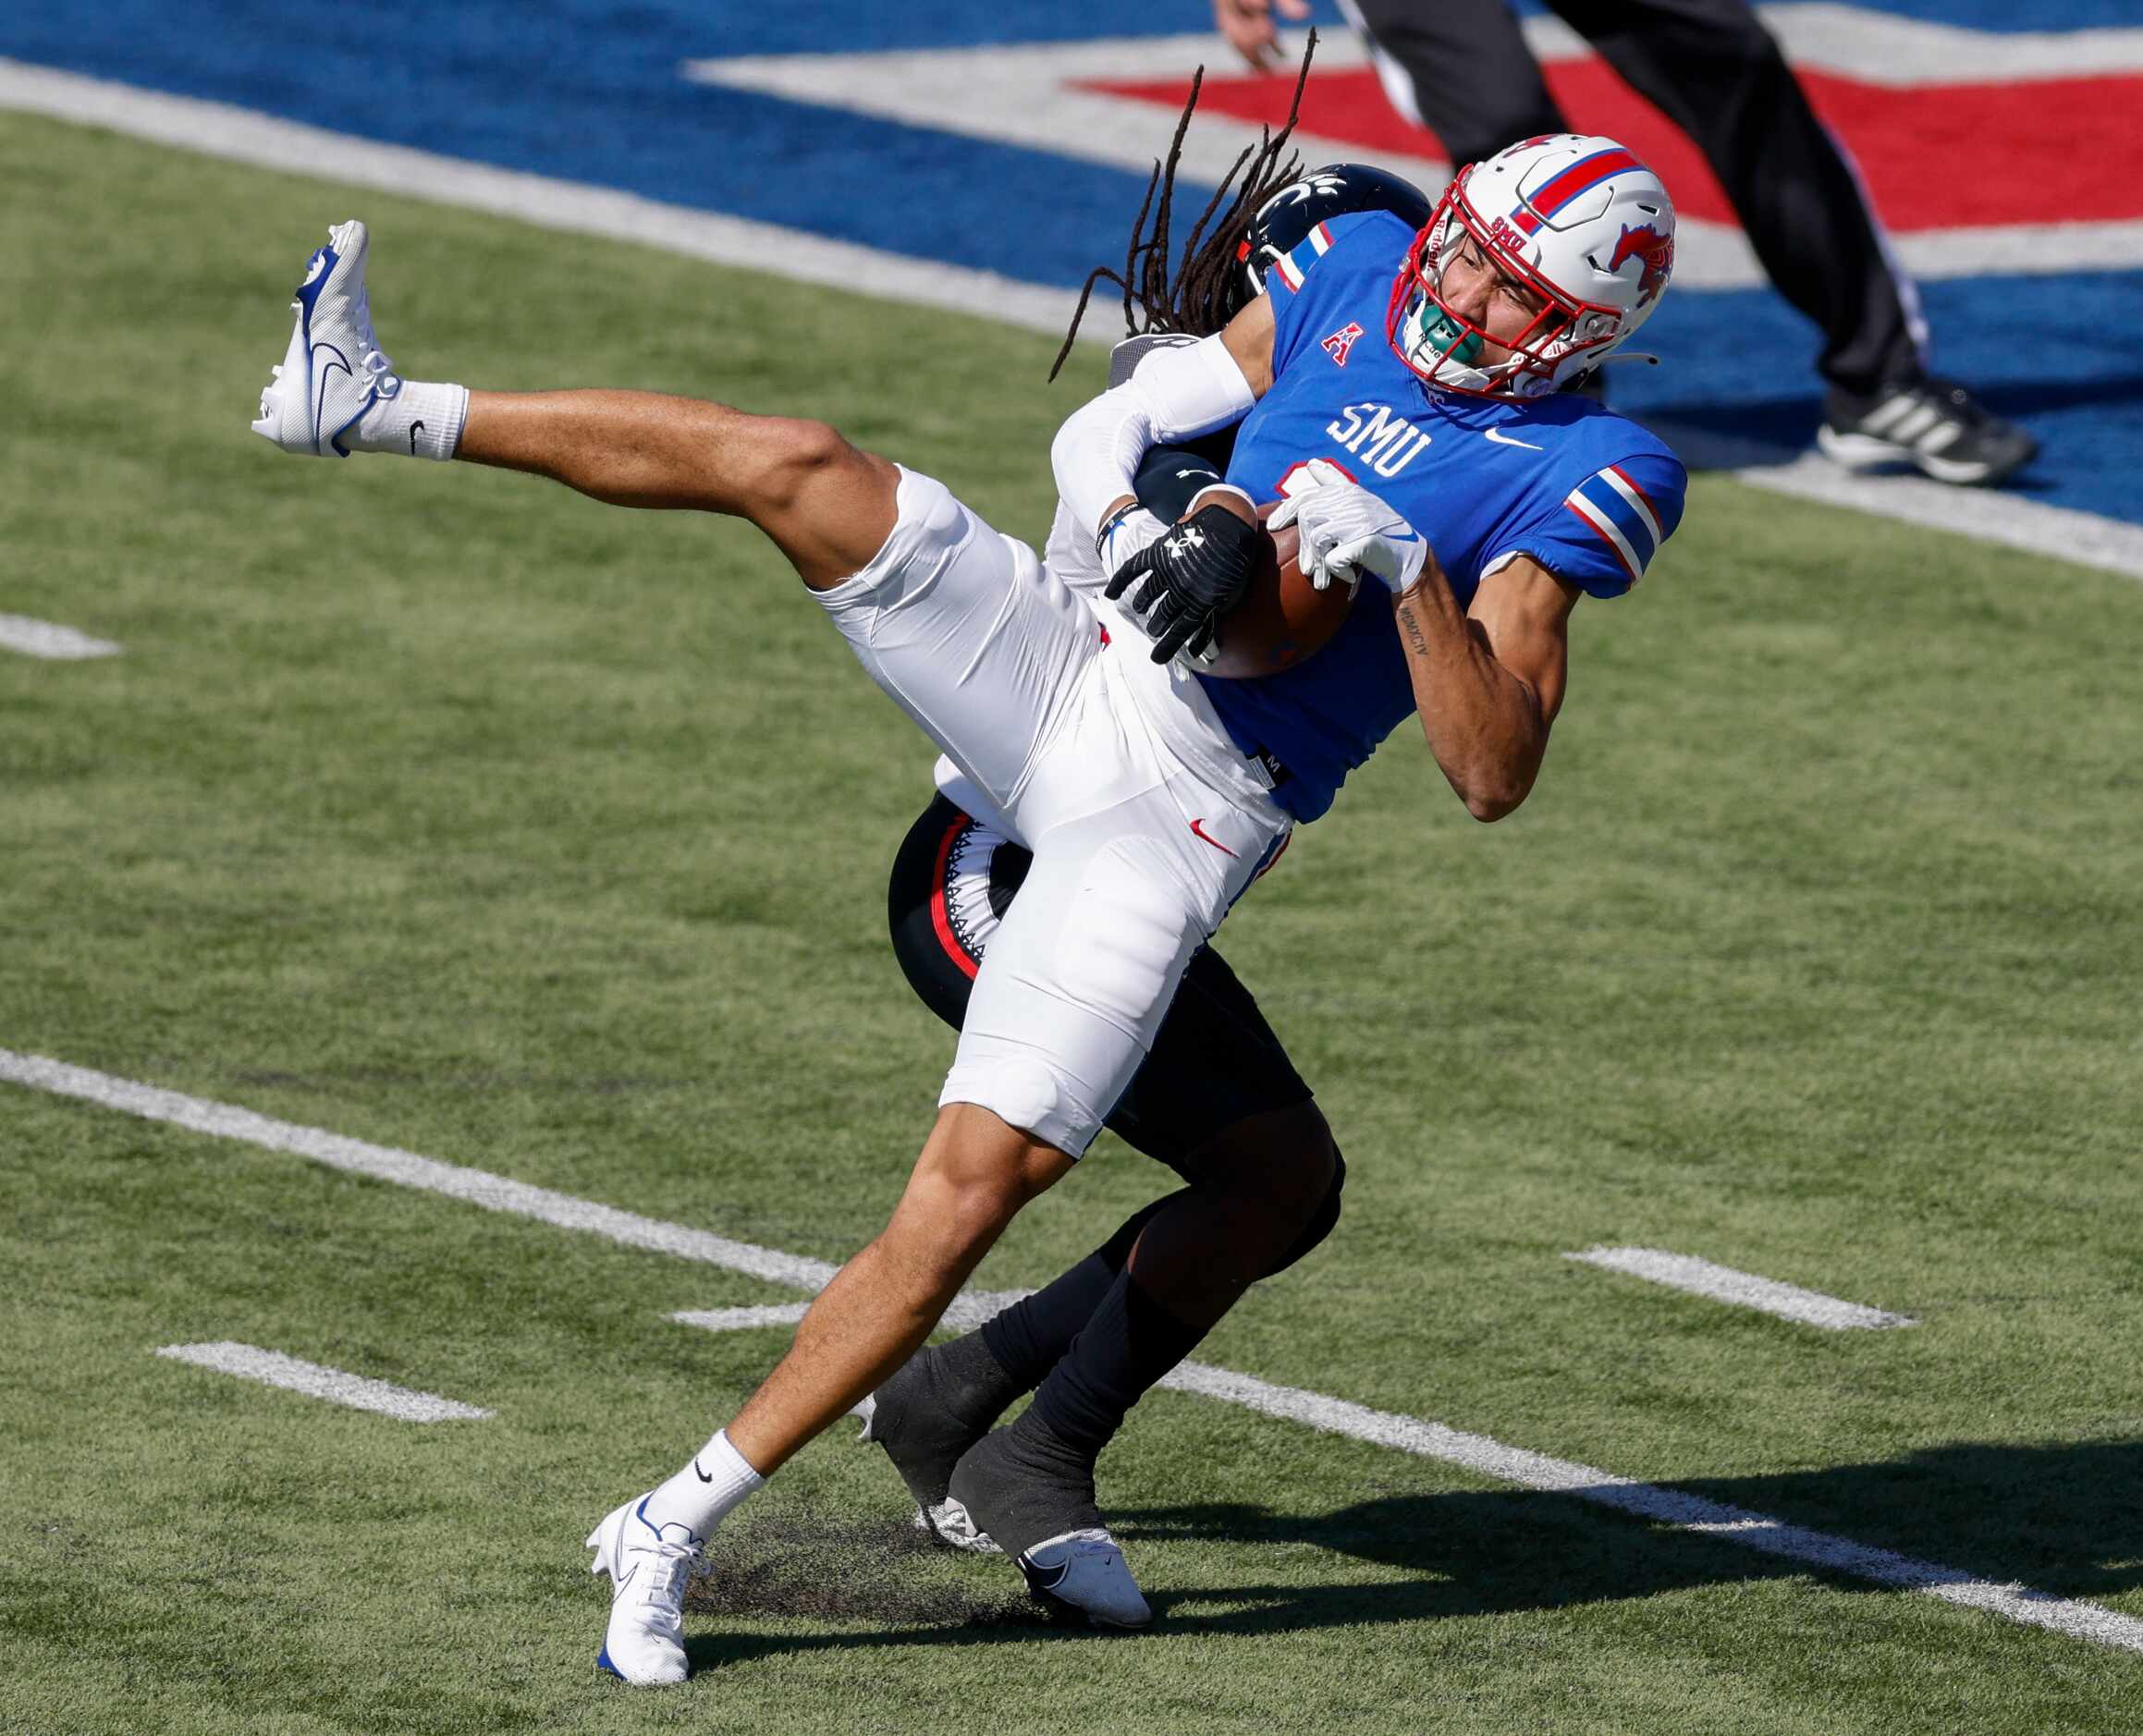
[1608,223,1675,304]
[1389,133,1677,399]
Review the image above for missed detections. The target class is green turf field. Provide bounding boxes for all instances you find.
[4,111,2142,1734]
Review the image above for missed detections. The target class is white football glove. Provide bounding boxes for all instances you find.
[1267,463,1430,595]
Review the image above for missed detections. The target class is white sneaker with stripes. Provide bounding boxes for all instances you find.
[1817,376,2036,487]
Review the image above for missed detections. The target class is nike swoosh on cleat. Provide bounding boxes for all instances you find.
[1483,427,1543,450]
[310,341,353,444]
[1023,1555,1072,1592]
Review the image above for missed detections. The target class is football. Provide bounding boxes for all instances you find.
[1200,496,1356,679]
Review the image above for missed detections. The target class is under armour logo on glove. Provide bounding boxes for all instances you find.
[1267,467,1430,595]
[1107,495,1263,666]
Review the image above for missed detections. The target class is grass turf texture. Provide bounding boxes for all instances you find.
[4,108,2142,1733]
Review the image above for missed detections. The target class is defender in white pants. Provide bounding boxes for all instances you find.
[825,468,1289,1155]
[253,221,1303,1681]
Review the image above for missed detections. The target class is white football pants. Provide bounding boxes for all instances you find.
[815,468,1290,1156]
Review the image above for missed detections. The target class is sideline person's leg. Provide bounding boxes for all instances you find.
[1553,0,1922,397]
[1339,0,1566,165]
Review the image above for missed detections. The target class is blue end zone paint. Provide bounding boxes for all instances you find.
[0,5,1169,287]
[8,0,2138,524]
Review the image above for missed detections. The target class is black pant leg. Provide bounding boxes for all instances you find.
[1550,0,1922,394]
[1341,0,1569,165]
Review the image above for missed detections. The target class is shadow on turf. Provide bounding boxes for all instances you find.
[678,1439,2143,1669]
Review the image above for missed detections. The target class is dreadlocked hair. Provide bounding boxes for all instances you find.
[1048,31,1320,381]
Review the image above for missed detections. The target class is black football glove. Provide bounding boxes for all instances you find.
[1104,501,1262,666]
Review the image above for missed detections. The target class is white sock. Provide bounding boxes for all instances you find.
[639,1428,765,1540]
[348,378,469,461]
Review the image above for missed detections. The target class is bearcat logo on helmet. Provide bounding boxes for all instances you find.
[1608,223,1674,303]
[1233,162,1437,312]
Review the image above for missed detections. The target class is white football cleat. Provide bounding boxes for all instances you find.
[1017,1527,1153,1629]
[586,1495,702,1686]
[251,219,401,457]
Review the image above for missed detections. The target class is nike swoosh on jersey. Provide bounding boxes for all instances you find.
[1484,427,1544,450]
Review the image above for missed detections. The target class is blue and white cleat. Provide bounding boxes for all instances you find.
[585,1494,702,1687]
[251,219,401,457]
[1017,1527,1153,1629]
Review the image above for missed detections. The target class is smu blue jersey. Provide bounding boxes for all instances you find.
[1196,210,1687,823]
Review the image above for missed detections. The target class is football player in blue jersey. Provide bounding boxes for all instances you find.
[1083,129,1686,831]
[249,88,1684,1678]
[869,132,1686,1608]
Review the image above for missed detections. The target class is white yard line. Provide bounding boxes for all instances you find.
[0,1047,839,1291]
[5,58,2141,588]
[1565,1246,1916,1330]
[154,1340,492,1421]
[0,614,120,659]
[671,1303,813,1331]
[8,1045,2139,1657]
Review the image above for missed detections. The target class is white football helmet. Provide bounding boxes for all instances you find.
[1387,133,1676,399]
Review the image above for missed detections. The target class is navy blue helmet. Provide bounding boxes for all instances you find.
[1231,162,1436,316]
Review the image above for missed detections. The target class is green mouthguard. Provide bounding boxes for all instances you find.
[1422,311,1485,366]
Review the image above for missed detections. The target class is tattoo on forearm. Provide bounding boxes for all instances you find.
[1396,600,1430,657]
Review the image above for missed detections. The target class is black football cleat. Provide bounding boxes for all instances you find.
[947,1421,1152,1628]
[862,1343,1008,1552]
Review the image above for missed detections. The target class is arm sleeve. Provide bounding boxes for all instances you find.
[1487,448,1688,599]
[1048,334,1257,541]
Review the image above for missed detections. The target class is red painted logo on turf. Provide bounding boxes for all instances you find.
[1321,322,1365,367]
[1609,223,1674,303]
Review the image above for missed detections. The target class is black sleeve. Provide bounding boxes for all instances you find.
[1133,427,1242,524]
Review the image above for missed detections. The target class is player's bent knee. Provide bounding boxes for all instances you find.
[745,418,900,588]
[740,418,861,515]
[1260,1144,1345,1278]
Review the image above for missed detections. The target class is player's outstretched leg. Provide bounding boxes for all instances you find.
[251,220,900,590]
